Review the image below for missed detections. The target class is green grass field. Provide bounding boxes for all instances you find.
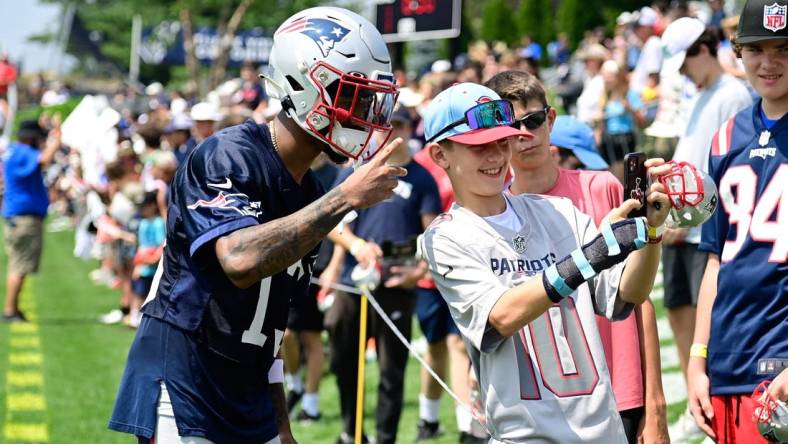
[0,225,699,443]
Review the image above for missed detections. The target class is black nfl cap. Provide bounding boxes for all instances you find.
[738,0,788,43]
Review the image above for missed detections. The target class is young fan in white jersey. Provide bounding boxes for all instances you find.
[419,82,673,443]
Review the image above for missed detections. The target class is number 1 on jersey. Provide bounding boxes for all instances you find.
[241,276,273,348]
[242,261,306,355]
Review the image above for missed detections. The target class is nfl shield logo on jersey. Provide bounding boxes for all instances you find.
[512,235,527,254]
[764,3,787,32]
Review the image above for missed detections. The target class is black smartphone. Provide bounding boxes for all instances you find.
[623,152,648,218]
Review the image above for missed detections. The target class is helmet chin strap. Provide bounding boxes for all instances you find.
[323,144,348,164]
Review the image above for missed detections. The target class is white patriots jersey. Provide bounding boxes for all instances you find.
[421,194,630,443]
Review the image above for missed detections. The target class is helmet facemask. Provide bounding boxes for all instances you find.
[659,161,718,228]
[307,62,398,161]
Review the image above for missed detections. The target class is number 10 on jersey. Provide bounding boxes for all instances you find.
[514,298,599,399]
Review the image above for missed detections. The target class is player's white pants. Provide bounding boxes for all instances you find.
[156,382,282,444]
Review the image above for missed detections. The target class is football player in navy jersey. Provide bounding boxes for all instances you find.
[108,7,403,444]
[688,0,788,442]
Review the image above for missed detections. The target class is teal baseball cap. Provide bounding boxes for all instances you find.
[423,82,529,145]
[550,115,608,170]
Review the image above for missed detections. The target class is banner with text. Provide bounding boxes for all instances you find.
[139,21,273,66]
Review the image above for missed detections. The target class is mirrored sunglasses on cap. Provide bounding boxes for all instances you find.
[510,106,550,131]
[426,99,515,143]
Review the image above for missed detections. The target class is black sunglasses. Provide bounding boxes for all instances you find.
[509,106,551,131]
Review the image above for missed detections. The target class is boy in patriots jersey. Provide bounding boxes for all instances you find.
[688,0,788,442]
[109,7,404,444]
[486,70,669,444]
[419,82,673,443]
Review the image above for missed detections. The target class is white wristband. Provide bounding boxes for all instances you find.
[268,358,284,384]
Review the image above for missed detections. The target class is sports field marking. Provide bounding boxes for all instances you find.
[660,345,680,369]
[9,323,38,334]
[3,282,49,443]
[662,369,688,406]
[10,337,40,349]
[7,394,46,411]
[3,423,49,442]
[6,372,43,388]
[8,353,42,366]
[657,318,673,341]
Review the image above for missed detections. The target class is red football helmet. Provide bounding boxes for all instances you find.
[752,380,788,443]
[658,161,718,228]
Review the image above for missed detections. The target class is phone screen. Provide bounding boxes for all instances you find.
[624,152,647,218]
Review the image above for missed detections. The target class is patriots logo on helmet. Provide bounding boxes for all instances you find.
[278,17,351,57]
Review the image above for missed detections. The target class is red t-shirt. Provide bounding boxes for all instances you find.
[0,61,17,95]
[544,167,645,411]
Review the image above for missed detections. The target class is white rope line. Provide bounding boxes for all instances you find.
[310,277,517,444]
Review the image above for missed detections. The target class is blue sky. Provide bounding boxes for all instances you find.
[0,0,67,74]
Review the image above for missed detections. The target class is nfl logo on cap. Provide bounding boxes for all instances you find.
[764,2,787,31]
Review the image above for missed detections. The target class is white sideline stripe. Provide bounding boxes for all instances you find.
[663,371,688,405]
[661,345,680,369]
[657,318,673,341]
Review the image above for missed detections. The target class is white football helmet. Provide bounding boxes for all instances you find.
[753,380,788,443]
[266,7,398,161]
[658,161,718,229]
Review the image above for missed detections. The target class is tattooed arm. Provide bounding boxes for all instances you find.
[215,138,406,289]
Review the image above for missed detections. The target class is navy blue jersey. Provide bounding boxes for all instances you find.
[699,101,788,395]
[110,120,323,443]
[335,159,440,286]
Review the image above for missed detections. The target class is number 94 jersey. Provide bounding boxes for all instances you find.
[110,121,323,444]
[421,194,631,443]
[699,103,788,395]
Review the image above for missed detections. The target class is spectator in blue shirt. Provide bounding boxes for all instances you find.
[2,120,60,322]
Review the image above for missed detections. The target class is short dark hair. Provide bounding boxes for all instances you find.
[17,120,47,147]
[138,125,162,149]
[686,28,720,58]
[141,191,159,208]
[483,70,548,109]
